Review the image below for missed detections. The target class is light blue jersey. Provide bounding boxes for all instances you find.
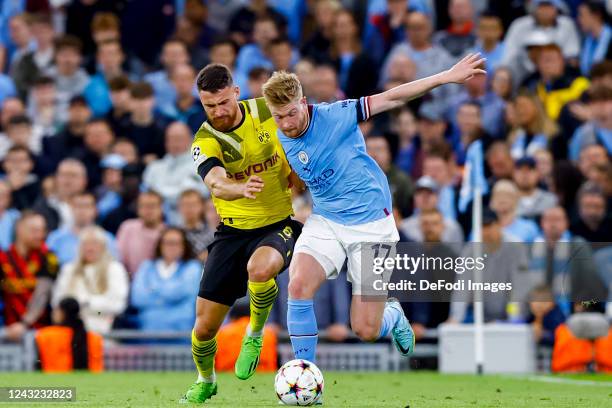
[278,97,392,226]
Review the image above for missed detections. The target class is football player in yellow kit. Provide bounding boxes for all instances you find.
[180,64,302,404]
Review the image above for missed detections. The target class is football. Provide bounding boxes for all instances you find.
[274,359,324,406]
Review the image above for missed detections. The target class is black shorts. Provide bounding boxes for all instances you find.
[198,217,302,306]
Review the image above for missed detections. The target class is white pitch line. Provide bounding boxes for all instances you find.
[522,376,612,387]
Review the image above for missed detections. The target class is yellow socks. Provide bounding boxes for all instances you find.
[247,279,278,336]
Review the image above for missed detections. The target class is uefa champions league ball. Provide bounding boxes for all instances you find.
[274,359,324,406]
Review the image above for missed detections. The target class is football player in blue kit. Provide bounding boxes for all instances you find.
[261,53,486,364]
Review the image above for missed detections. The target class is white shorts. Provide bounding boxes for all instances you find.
[294,214,399,294]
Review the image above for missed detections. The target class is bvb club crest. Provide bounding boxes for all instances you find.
[258,129,271,144]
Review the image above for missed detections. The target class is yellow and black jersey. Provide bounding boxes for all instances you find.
[191,98,293,230]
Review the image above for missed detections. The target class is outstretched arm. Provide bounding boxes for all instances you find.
[368,53,486,117]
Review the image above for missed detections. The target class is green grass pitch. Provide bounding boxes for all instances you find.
[0,371,609,407]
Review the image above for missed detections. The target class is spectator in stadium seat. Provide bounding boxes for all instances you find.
[489,179,541,242]
[533,148,555,192]
[143,38,191,116]
[451,102,495,165]
[36,297,104,372]
[130,227,200,331]
[382,12,455,94]
[449,209,530,323]
[142,122,207,224]
[77,119,115,190]
[405,104,448,180]
[0,212,58,341]
[423,145,461,221]
[64,0,122,57]
[310,65,342,104]
[124,82,167,164]
[116,190,165,276]
[508,90,559,160]
[100,163,141,235]
[246,67,271,99]
[577,1,612,76]
[532,206,607,315]
[391,106,418,174]
[42,96,90,172]
[526,284,566,346]
[366,132,414,217]
[514,156,557,220]
[111,138,141,169]
[178,189,215,262]
[236,16,297,80]
[300,0,339,64]
[433,0,477,58]
[83,39,127,117]
[446,66,506,139]
[578,144,609,182]
[208,38,248,99]
[491,67,513,102]
[380,52,417,97]
[164,64,206,133]
[228,0,287,46]
[570,182,612,242]
[470,11,505,76]
[0,180,19,250]
[322,9,378,99]
[47,192,118,266]
[269,37,295,72]
[485,141,515,185]
[502,0,580,85]
[0,115,41,161]
[405,208,456,339]
[26,76,63,138]
[2,145,40,211]
[363,0,410,64]
[12,13,55,101]
[569,85,612,161]
[52,226,128,334]
[105,75,132,138]
[33,158,87,231]
[0,72,16,108]
[400,176,464,244]
[522,44,590,121]
[173,15,210,71]
[95,154,126,221]
[5,14,36,78]
[49,35,90,123]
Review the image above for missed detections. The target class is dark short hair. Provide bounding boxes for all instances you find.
[130,81,154,99]
[7,115,31,127]
[211,37,238,54]
[270,36,291,48]
[588,84,612,103]
[196,63,233,93]
[54,35,83,53]
[108,75,131,92]
[33,76,54,87]
[6,144,32,157]
[590,60,612,79]
[154,227,196,261]
[248,67,271,81]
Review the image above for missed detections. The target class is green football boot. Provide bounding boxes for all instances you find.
[179,381,217,404]
[235,334,263,380]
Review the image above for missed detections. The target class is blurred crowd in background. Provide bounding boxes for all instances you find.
[0,0,611,372]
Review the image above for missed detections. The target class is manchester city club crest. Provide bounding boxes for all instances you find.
[298,151,309,164]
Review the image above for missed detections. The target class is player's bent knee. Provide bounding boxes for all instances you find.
[353,323,380,342]
[288,272,315,299]
[193,320,218,341]
[247,259,279,282]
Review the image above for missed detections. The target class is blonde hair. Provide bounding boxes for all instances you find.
[509,90,559,142]
[68,226,113,295]
[262,71,303,107]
